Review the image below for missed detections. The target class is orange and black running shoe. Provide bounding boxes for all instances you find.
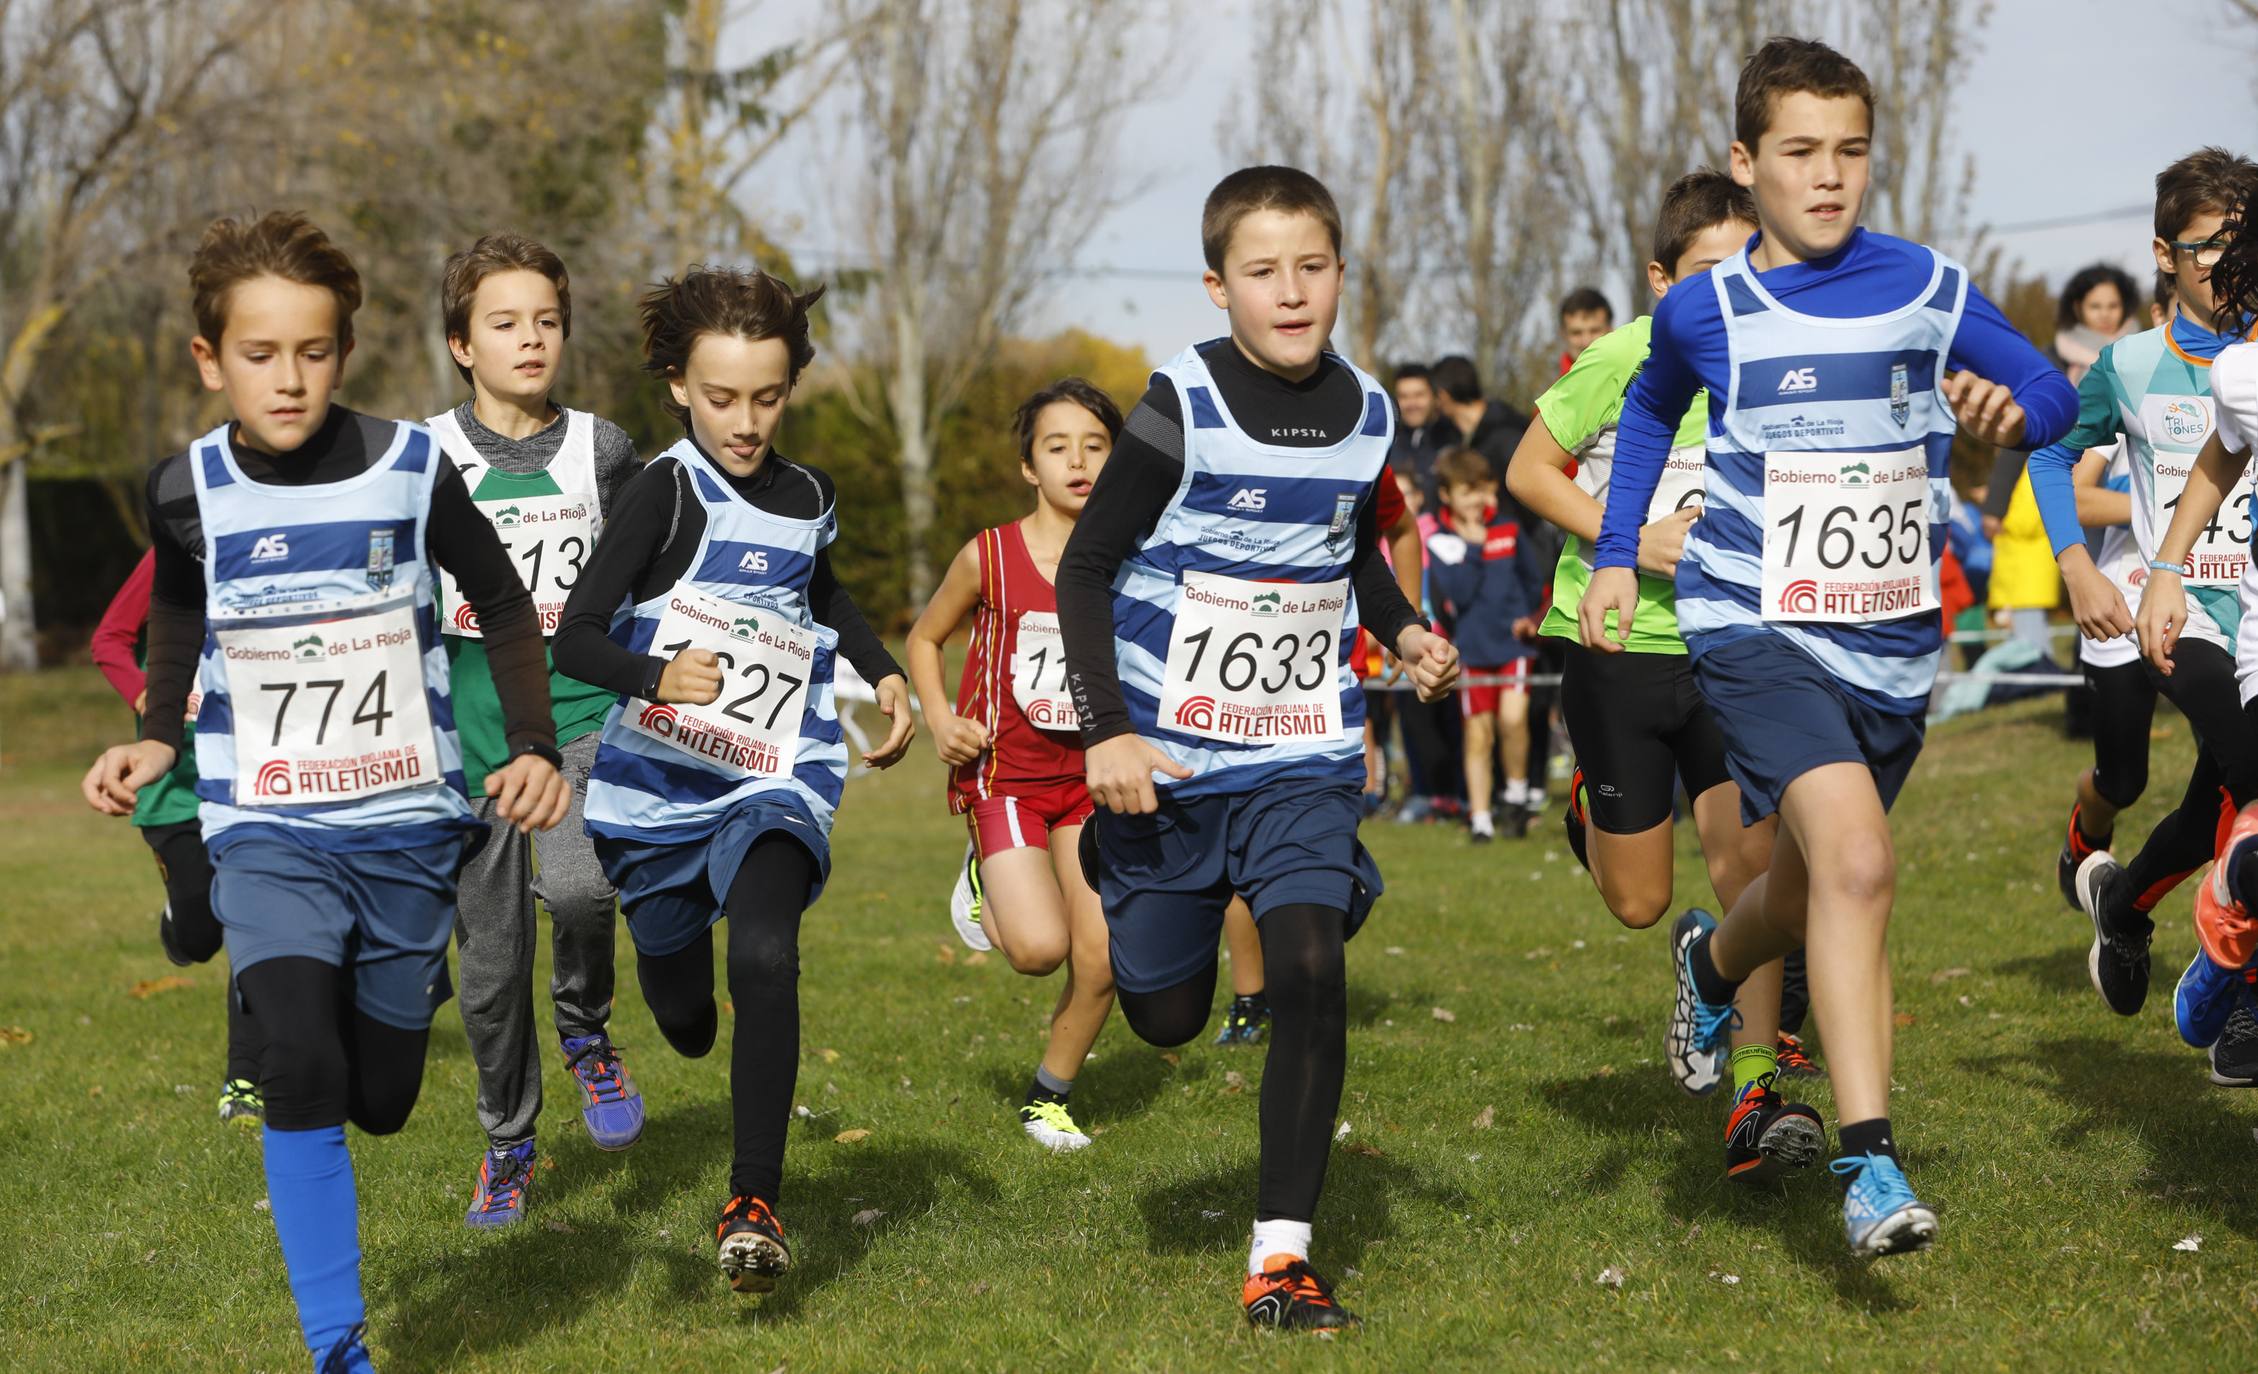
[1242,1255,1359,1331]
[1774,1031,1822,1078]
[1723,1074,1824,1183]
[716,1194,791,1294]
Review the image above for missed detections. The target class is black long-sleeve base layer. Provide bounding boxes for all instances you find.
[1055,338,1423,747]
[139,407,555,764]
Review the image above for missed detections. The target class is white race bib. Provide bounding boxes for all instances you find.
[217,593,440,806]
[621,588,815,779]
[1154,572,1347,744]
[1650,444,1708,521]
[2152,457,2250,588]
[1760,447,1937,623]
[1009,610,1078,732]
[440,491,598,637]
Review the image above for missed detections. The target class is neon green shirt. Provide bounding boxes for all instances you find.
[1534,316,1710,654]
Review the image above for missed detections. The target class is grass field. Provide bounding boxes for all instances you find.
[4,664,2256,1372]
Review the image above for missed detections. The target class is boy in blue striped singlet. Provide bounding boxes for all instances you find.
[551,269,915,1296]
[83,213,571,1373]
[1580,39,2078,1259]
[1056,166,1460,1330]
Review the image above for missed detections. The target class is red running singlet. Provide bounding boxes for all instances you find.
[948,521,1086,812]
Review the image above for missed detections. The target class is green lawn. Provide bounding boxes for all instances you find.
[3,665,2253,1371]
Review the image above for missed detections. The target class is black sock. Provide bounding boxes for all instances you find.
[1837,1116,1897,1163]
[1025,1064,1072,1107]
[1232,990,1267,1010]
[1687,929,1742,1005]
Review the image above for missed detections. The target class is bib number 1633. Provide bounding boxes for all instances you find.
[1155,571,1348,744]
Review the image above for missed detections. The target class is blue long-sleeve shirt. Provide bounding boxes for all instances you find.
[2027,312,2235,557]
[1594,229,2077,570]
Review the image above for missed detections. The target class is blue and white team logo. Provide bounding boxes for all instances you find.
[366,528,396,590]
[1890,362,1910,427]
[1326,493,1356,547]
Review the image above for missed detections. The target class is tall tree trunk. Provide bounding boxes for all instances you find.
[0,456,35,670]
[889,319,935,605]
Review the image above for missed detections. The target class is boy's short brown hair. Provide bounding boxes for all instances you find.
[441,233,572,383]
[638,266,826,427]
[1200,165,1343,273]
[1733,37,1873,154]
[1652,168,1758,273]
[2154,147,2258,244]
[189,211,362,348]
[1433,447,1495,494]
[1011,377,1123,464]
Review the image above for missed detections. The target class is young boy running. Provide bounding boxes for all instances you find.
[1056,165,1459,1329]
[83,211,570,1373]
[552,267,914,1295]
[90,550,265,1125]
[1509,168,1823,1175]
[908,377,1122,1151]
[1580,39,2077,1257]
[2029,150,2258,1021]
[427,233,646,1226]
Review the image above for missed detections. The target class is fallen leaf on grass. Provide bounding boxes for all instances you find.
[1596,1266,1626,1289]
[1223,1071,1247,1094]
[722,1001,734,1015]
[1431,1007,1457,1023]
[1893,1013,1917,1028]
[1929,967,1971,985]
[1472,1105,1495,1129]
[2175,1235,2203,1252]
[1591,1064,1615,1078]
[544,1220,576,1234]
[818,1047,841,1064]
[1200,1210,1227,1221]
[936,944,957,966]
[1345,1142,1385,1158]
[1712,1271,1741,1286]
[0,1025,32,1048]
[1384,946,1406,956]
[129,976,193,1000]
[834,1129,872,1144]
[964,952,989,967]
[254,1199,270,1212]
[1159,1052,1181,1066]
[852,1209,884,1227]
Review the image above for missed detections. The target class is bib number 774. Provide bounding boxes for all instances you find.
[1760,447,1937,624]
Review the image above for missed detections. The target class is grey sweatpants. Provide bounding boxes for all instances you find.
[454,733,619,1149]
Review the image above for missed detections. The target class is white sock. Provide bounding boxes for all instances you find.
[1504,778,1530,805]
[1249,1219,1313,1275]
[1472,809,1492,826]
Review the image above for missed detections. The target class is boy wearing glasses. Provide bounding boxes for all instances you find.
[2028,147,2258,1025]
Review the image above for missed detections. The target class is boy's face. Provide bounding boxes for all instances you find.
[1203,208,1343,382]
[1560,309,1610,360]
[1443,478,1496,526]
[1020,399,1110,516]
[1394,376,1435,427]
[1731,91,1871,264]
[670,333,792,477]
[190,275,351,456]
[450,269,565,408]
[2154,208,2228,325]
[1649,219,1758,298]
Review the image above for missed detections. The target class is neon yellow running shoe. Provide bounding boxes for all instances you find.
[1019,1099,1091,1151]
[949,843,991,952]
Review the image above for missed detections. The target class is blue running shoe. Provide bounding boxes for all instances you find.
[562,1034,645,1151]
[464,1140,536,1229]
[1830,1153,1938,1258]
[317,1321,374,1374]
[1665,909,1732,1096]
[2175,951,2250,1049]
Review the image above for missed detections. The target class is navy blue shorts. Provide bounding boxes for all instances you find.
[1689,632,1927,824]
[593,793,832,958]
[208,826,468,1030]
[1091,778,1381,995]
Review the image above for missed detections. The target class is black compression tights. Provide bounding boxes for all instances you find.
[1116,903,1348,1223]
[233,957,431,1133]
[633,834,817,1203]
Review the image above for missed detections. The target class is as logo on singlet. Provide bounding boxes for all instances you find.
[250,532,290,563]
[739,550,770,574]
[1226,488,1268,513]
[1777,366,1819,395]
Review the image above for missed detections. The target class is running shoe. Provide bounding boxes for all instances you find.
[1505,804,1532,840]
[1773,1031,1822,1079]
[716,1194,791,1293]
[2210,1001,2258,1087]
[1019,1099,1092,1151]
[317,1321,374,1374]
[1242,1255,1359,1330]
[561,1034,644,1151]
[1393,796,1433,825]
[1470,812,1495,844]
[1563,767,1590,872]
[217,1078,263,1128]
[1723,1075,1825,1182]
[1665,909,1731,1096]
[2195,802,2258,971]
[2076,851,2150,1016]
[464,1140,536,1229]
[950,842,992,952]
[1215,993,1271,1046]
[1831,1153,1938,1258]
[157,903,192,968]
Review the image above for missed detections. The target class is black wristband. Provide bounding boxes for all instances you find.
[510,739,564,769]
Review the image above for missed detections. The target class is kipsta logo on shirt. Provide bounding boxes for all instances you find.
[1226,488,1268,513]
[1777,366,1819,394]
[250,532,290,562]
[739,550,770,574]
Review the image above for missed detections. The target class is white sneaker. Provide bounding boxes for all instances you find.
[949,844,992,952]
[1019,1099,1092,1151]
[1470,812,1495,843]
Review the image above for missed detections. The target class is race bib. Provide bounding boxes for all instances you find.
[1154,571,1347,744]
[1009,610,1078,732]
[1650,444,1708,520]
[217,593,440,806]
[621,587,815,779]
[1760,447,1937,623]
[440,491,598,637]
[2152,457,2249,588]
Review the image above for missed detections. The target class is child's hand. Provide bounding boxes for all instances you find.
[1395,624,1461,703]
[657,648,723,705]
[485,753,571,834]
[82,740,177,816]
[865,674,917,769]
[1512,616,1538,642]
[2137,568,2187,676]
[1942,370,2029,449]
[931,710,989,767]
[2062,555,2133,642]
[1636,506,1699,577]
[1086,735,1192,815]
[1579,567,1639,653]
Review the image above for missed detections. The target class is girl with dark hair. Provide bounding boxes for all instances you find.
[2051,262,2143,382]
